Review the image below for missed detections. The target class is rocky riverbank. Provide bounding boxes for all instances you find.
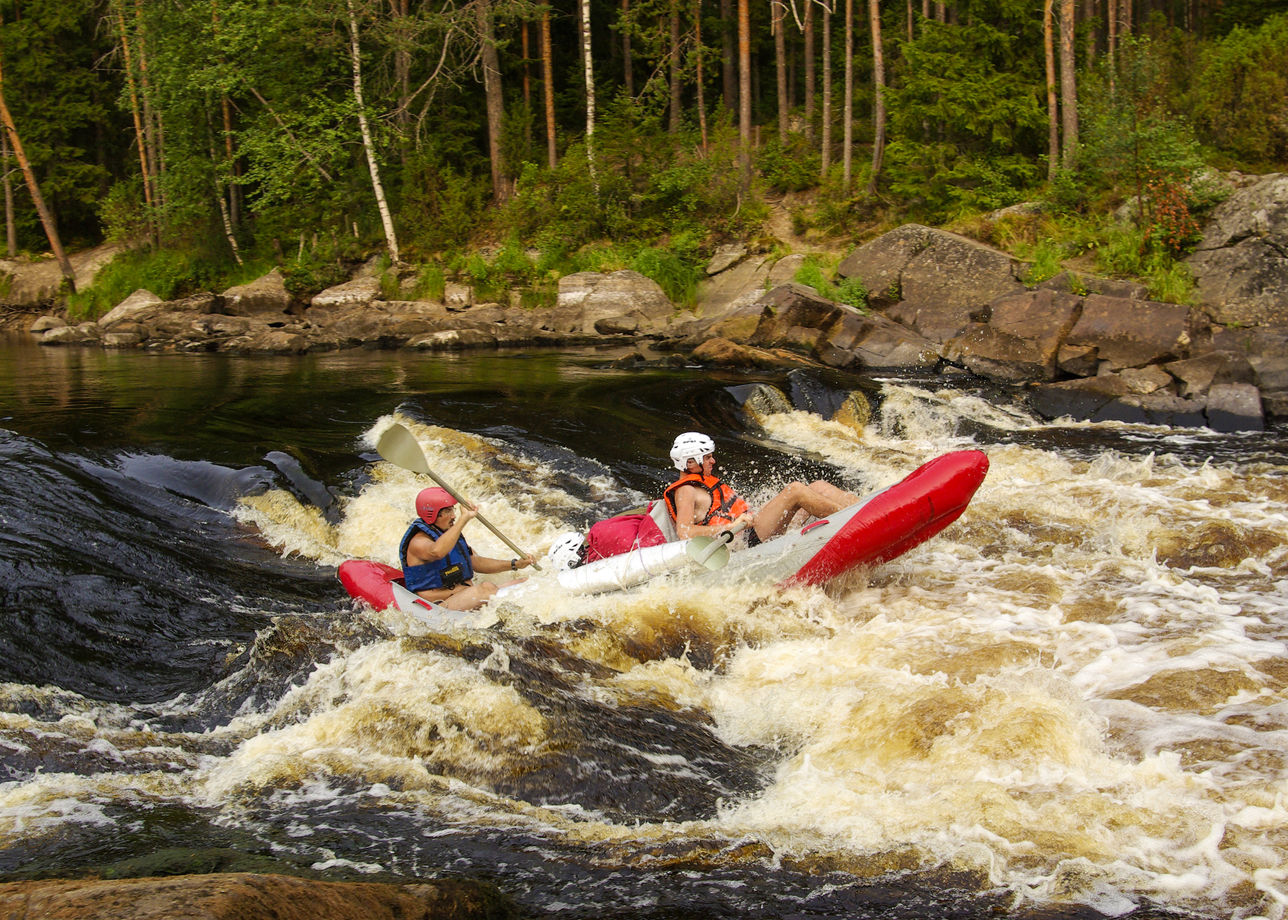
[0,872,517,920]
[10,173,1287,432]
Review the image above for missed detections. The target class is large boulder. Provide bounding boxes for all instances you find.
[816,310,941,370]
[548,270,675,335]
[222,268,293,316]
[310,274,382,311]
[1062,295,1194,370]
[949,289,1082,382]
[1204,325,1288,418]
[694,254,772,319]
[839,225,1025,343]
[97,289,164,328]
[1186,173,1288,326]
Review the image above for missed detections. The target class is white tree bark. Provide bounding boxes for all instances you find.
[347,0,400,264]
[581,0,597,182]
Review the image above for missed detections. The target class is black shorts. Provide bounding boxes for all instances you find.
[744,528,762,548]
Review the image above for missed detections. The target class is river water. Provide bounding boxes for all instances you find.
[1,336,1286,919]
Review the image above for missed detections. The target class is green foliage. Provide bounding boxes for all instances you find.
[1017,238,1066,285]
[1079,38,1204,203]
[885,17,1045,220]
[792,255,868,311]
[1190,14,1288,166]
[65,247,248,319]
[756,137,822,194]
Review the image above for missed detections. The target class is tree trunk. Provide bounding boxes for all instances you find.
[542,8,557,168]
[206,108,242,266]
[803,0,815,144]
[867,0,885,194]
[475,0,509,201]
[669,0,682,133]
[113,0,155,243]
[737,0,751,188]
[693,0,709,152]
[0,69,75,291]
[622,0,634,98]
[1059,0,1078,169]
[721,0,736,112]
[521,19,532,150]
[134,0,162,220]
[1044,0,1059,179]
[580,0,597,182]
[2,131,14,257]
[1108,0,1117,91]
[346,0,400,263]
[842,0,853,189]
[820,0,831,178]
[773,0,788,144]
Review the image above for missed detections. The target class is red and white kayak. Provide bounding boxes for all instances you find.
[339,449,989,625]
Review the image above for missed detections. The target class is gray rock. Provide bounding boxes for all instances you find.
[97,289,163,328]
[221,269,293,316]
[817,311,941,370]
[1064,295,1193,370]
[311,275,382,310]
[551,270,674,336]
[1205,382,1264,432]
[694,255,771,319]
[1164,352,1257,398]
[706,244,747,275]
[949,289,1081,382]
[1186,173,1288,326]
[28,315,66,333]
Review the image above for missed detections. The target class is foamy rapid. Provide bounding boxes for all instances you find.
[5,387,1285,919]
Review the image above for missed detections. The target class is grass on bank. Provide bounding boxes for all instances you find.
[65,166,1220,322]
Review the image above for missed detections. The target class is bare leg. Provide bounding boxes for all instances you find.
[440,581,499,611]
[753,481,856,541]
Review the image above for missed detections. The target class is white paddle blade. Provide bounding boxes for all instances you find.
[685,537,731,570]
[376,424,432,475]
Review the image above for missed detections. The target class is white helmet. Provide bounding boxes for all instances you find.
[548,531,584,571]
[670,431,715,470]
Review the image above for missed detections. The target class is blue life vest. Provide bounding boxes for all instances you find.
[400,520,474,592]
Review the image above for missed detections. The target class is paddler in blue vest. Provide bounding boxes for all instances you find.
[663,431,858,546]
[401,487,535,610]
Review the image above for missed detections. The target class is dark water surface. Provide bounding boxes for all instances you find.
[2,336,1286,919]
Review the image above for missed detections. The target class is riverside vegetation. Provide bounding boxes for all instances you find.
[0,0,1283,323]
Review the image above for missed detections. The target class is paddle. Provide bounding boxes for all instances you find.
[376,422,542,571]
[685,520,749,570]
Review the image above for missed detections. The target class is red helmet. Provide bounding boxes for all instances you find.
[415,487,456,526]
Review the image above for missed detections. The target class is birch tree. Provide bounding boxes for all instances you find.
[346,0,400,263]
[580,0,597,181]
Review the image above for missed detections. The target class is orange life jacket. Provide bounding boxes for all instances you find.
[663,473,750,529]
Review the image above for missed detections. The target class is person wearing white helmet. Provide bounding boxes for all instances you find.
[401,487,536,610]
[663,431,858,545]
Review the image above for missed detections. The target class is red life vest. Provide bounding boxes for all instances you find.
[663,473,750,529]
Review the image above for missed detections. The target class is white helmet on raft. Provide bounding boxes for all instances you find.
[670,431,716,471]
[547,531,585,571]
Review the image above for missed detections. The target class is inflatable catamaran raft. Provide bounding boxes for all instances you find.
[339,448,990,629]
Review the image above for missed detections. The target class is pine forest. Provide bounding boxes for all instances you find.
[0,0,1286,311]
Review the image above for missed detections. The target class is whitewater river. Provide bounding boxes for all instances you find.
[1,337,1286,919]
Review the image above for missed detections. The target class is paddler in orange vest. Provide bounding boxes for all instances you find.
[663,432,859,546]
